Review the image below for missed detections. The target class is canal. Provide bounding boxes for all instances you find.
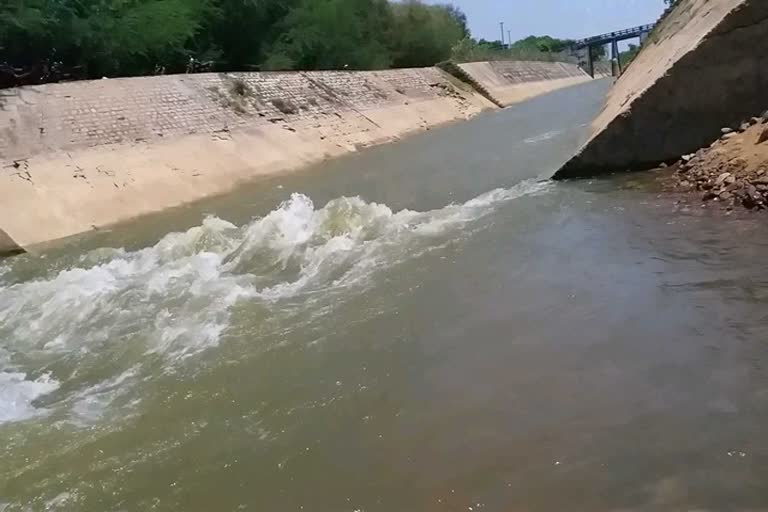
[3,78,768,511]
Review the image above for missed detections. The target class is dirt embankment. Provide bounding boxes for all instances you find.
[660,111,768,210]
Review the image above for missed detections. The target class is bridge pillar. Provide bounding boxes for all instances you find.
[611,39,623,76]
[587,45,595,78]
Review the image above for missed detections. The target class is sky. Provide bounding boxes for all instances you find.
[433,0,668,43]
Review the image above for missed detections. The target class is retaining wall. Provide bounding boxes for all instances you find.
[556,0,765,179]
[457,61,591,107]
[0,68,484,162]
[0,61,593,253]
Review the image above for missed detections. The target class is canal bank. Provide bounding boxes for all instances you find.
[0,61,591,255]
[556,0,768,179]
[5,78,768,512]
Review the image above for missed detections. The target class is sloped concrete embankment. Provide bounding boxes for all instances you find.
[0,68,492,253]
[556,0,767,179]
[0,61,590,254]
[457,61,592,107]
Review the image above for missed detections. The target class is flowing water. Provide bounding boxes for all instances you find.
[4,79,768,511]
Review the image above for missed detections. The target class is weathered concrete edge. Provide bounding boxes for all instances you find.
[0,228,25,258]
[437,61,506,107]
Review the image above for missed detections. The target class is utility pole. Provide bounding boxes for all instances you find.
[500,22,505,48]
[507,30,512,48]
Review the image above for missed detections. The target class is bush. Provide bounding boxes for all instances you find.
[0,0,575,86]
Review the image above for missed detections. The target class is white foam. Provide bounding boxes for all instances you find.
[523,130,562,144]
[70,368,139,423]
[0,179,549,424]
[0,372,60,424]
[44,491,74,510]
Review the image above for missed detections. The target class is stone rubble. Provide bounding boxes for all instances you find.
[661,112,768,211]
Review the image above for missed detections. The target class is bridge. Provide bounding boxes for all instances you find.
[571,24,656,78]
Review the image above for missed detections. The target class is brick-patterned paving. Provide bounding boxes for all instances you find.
[488,61,585,84]
[0,67,466,161]
[0,62,581,161]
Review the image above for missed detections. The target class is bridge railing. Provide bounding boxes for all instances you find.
[572,24,655,48]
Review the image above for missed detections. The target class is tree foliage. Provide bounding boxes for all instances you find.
[1,0,213,79]
[264,0,394,70]
[451,35,578,64]
[508,35,575,54]
[388,1,468,68]
[619,43,640,66]
[0,0,470,85]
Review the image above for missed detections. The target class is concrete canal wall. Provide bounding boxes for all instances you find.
[0,61,592,254]
[457,61,591,107]
[556,0,765,179]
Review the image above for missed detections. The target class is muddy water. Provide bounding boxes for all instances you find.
[4,79,768,511]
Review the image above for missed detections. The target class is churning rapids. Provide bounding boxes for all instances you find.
[5,79,768,511]
[0,181,548,425]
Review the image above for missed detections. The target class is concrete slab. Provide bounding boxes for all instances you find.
[556,0,765,179]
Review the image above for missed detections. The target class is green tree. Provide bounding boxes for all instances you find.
[1,0,65,71]
[619,43,640,66]
[0,0,473,83]
[389,1,467,68]
[509,35,575,54]
[263,0,393,70]
[1,0,213,79]
[203,0,300,71]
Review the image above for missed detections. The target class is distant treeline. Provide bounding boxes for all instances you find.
[0,0,576,87]
[0,0,468,86]
[452,35,578,63]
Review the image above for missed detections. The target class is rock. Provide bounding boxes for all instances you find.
[756,184,768,192]
[702,191,718,201]
[721,127,734,134]
[757,126,768,144]
[740,122,751,132]
[727,183,744,198]
[659,162,668,168]
[722,132,738,140]
[679,180,692,188]
[762,110,768,121]
[682,153,695,162]
[742,184,763,209]
[719,190,733,201]
[752,176,768,185]
[751,117,763,125]
[715,172,732,186]
[743,195,758,209]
